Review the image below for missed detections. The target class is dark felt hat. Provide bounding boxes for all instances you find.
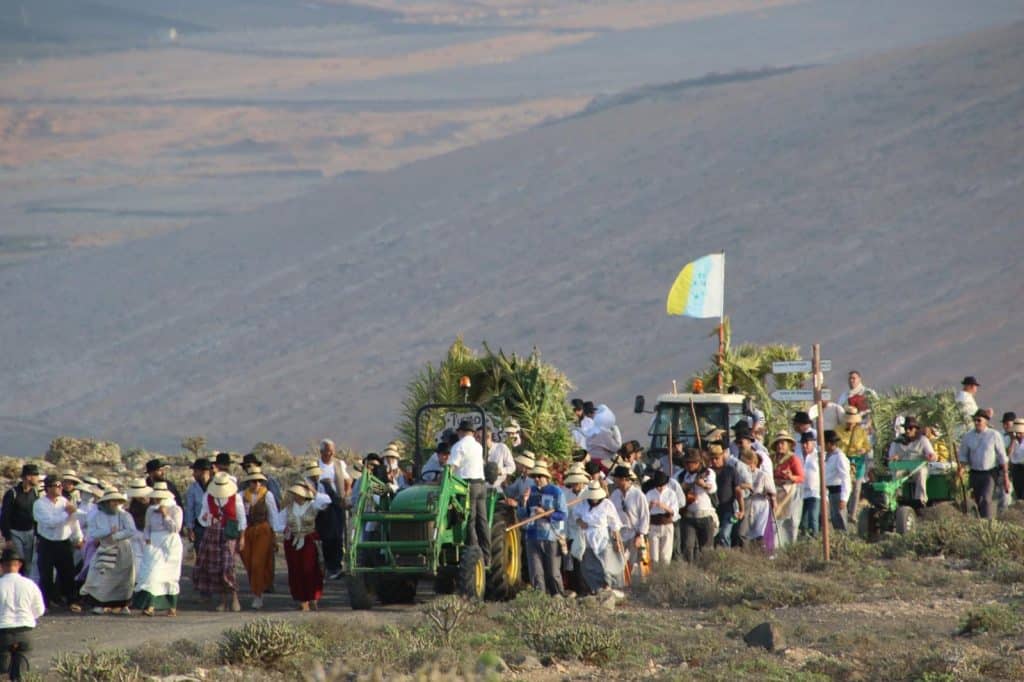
[20,463,40,478]
[242,453,262,465]
[145,458,167,472]
[214,452,232,466]
[571,398,585,410]
[972,409,990,421]
[682,450,702,465]
[0,548,24,564]
[793,411,813,426]
[43,474,61,488]
[732,419,751,432]
[799,432,817,444]
[456,419,475,433]
[1002,412,1017,423]
[962,376,980,387]
[611,465,635,480]
[903,416,920,429]
[583,401,596,415]
[650,470,669,488]
[436,441,452,454]
[824,430,840,444]
[191,457,213,470]
[571,448,589,462]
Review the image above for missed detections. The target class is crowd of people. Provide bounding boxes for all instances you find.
[0,370,1021,677]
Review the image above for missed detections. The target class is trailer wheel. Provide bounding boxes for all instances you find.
[894,505,916,535]
[347,574,374,610]
[485,518,522,600]
[378,577,418,604]
[459,546,485,600]
[857,508,879,542]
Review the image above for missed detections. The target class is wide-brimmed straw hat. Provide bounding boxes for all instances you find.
[302,460,323,477]
[381,448,400,460]
[843,406,862,424]
[564,471,590,485]
[208,472,238,499]
[287,483,315,500]
[126,478,153,498]
[62,470,82,484]
[1013,418,1024,435]
[98,489,128,504]
[770,431,797,449]
[514,452,536,469]
[581,480,607,501]
[240,466,268,484]
[149,481,174,500]
[528,464,552,479]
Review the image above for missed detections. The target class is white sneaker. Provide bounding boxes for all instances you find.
[610,589,625,600]
[252,596,263,609]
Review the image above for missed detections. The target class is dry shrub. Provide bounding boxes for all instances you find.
[251,441,295,467]
[46,436,121,466]
[128,638,214,676]
[218,618,317,667]
[880,515,1024,570]
[52,648,140,681]
[957,603,1021,636]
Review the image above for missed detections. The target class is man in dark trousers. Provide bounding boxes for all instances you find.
[1,465,41,578]
[144,459,182,507]
[0,548,45,681]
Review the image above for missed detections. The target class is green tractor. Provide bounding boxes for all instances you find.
[346,403,523,609]
[856,460,962,541]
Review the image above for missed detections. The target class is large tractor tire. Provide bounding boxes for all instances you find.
[856,508,879,542]
[378,576,418,605]
[433,567,457,595]
[485,518,522,600]
[347,573,374,610]
[459,546,486,600]
[894,505,916,535]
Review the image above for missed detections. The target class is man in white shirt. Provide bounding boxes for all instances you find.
[678,451,718,562]
[955,377,981,423]
[823,431,852,532]
[450,420,489,564]
[0,548,45,680]
[483,429,515,490]
[32,476,82,612]
[317,439,352,580]
[809,395,846,432]
[609,465,650,575]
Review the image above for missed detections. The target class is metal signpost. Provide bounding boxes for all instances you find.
[772,349,831,561]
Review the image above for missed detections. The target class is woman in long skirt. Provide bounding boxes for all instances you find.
[278,483,330,611]
[125,478,154,578]
[574,480,625,596]
[194,472,247,612]
[133,481,183,616]
[739,449,777,549]
[239,467,280,610]
[80,489,137,615]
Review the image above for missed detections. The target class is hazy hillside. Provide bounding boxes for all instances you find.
[1,22,1022,455]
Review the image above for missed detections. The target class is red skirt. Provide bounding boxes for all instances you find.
[284,532,323,602]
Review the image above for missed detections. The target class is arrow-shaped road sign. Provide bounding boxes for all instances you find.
[772,360,831,374]
[771,389,832,402]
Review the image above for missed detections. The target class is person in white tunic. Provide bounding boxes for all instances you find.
[678,451,718,562]
[80,490,136,614]
[560,466,590,594]
[823,431,852,532]
[575,481,624,596]
[132,482,183,616]
[739,449,776,547]
[609,465,650,578]
[645,470,680,566]
[484,430,516,490]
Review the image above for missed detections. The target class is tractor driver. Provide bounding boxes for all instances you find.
[420,442,452,484]
[887,416,936,507]
[450,420,490,565]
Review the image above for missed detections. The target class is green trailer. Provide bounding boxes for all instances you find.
[856,459,961,541]
[345,403,523,609]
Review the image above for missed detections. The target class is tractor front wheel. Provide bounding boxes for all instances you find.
[894,505,916,535]
[347,573,374,610]
[459,546,485,600]
[486,518,522,600]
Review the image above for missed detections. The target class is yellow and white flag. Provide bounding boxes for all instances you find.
[666,253,724,318]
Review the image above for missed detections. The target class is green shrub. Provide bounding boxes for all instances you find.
[128,638,213,676]
[879,516,1024,570]
[957,604,1021,636]
[423,595,481,646]
[218,618,318,667]
[52,648,140,681]
[524,622,619,664]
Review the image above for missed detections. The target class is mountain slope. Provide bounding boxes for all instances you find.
[2,22,1022,455]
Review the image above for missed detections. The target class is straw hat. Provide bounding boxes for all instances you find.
[739,448,759,467]
[566,462,587,476]
[528,463,552,479]
[303,461,323,478]
[1013,418,1024,435]
[149,481,174,500]
[240,466,268,484]
[381,448,400,461]
[98,489,128,504]
[843,406,862,424]
[126,478,154,498]
[770,431,797,450]
[581,480,607,501]
[208,472,238,499]
[287,483,315,500]
[564,471,590,485]
[62,470,82,484]
[514,452,536,469]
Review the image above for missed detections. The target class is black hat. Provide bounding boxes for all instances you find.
[583,401,596,416]
[793,411,813,426]
[1002,412,1017,423]
[732,419,750,432]
[650,470,669,488]
[571,398,585,410]
[437,441,452,454]
[735,429,754,442]
[799,432,817,444]
[571,448,589,462]
[824,430,840,444]
[145,458,167,473]
[456,420,475,433]
[682,450,702,465]
[20,463,40,478]
[364,452,382,465]
[0,548,23,564]
[214,452,232,466]
[242,453,262,466]
[610,465,634,480]
[43,474,61,488]
[962,376,980,387]
[584,461,603,476]
[903,416,920,430]
[972,409,990,421]
[191,457,213,470]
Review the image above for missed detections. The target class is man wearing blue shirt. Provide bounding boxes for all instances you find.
[517,462,567,597]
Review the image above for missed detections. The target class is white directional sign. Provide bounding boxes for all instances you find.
[771,389,832,402]
[772,360,831,373]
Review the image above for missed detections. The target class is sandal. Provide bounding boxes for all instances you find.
[69,603,82,613]
[143,607,155,617]
[167,608,177,617]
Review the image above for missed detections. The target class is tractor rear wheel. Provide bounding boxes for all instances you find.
[347,573,374,610]
[378,576,418,604]
[856,508,879,542]
[485,518,522,600]
[894,505,916,535]
[458,546,485,600]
